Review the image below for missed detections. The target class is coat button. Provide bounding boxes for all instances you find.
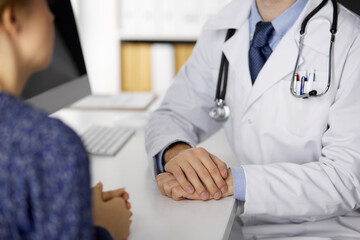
[247,119,253,124]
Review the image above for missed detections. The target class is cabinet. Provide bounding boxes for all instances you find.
[73,0,230,94]
[119,0,231,93]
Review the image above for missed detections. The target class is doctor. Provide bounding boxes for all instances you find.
[145,0,360,238]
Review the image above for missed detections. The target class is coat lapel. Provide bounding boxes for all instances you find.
[223,21,252,95]
[241,0,328,112]
[244,27,304,111]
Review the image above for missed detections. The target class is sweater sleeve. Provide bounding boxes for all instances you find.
[24,118,94,239]
[0,94,108,239]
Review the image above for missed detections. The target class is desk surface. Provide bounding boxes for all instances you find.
[52,104,239,240]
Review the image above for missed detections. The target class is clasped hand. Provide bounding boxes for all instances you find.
[157,145,233,201]
[92,183,132,240]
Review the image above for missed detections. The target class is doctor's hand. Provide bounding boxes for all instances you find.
[163,143,228,201]
[157,169,234,201]
[156,172,202,200]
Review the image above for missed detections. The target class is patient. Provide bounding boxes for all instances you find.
[0,0,131,239]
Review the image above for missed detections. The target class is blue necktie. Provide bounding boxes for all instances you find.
[249,22,274,84]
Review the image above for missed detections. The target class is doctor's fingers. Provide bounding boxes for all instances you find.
[156,173,174,196]
[171,185,188,201]
[186,148,227,183]
[165,163,196,195]
[178,161,209,200]
[157,172,185,199]
[187,160,223,200]
[198,158,228,195]
[210,154,228,179]
[156,172,204,201]
[166,148,225,200]
[163,179,182,199]
[172,185,204,201]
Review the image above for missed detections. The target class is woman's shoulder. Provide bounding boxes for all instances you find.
[0,95,92,240]
[0,93,87,162]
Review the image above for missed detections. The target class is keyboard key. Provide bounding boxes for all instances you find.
[80,125,135,156]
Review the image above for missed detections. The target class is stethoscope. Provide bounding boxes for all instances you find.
[209,0,338,122]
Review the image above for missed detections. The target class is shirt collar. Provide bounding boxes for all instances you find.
[249,0,308,40]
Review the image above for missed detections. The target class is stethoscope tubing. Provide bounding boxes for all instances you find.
[211,0,338,121]
[290,0,338,98]
[215,29,236,101]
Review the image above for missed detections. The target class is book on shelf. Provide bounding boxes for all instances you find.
[120,42,195,93]
[121,43,152,92]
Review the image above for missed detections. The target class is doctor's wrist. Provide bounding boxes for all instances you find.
[163,142,191,164]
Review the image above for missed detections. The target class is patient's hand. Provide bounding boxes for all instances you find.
[92,182,132,240]
[102,188,131,210]
[157,169,234,201]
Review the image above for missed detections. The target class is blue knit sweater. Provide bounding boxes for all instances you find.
[0,92,112,239]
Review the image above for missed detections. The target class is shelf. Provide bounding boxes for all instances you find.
[117,31,198,43]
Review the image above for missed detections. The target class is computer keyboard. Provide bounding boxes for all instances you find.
[81,125,135,156]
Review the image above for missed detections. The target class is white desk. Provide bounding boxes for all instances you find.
[52,104,240,240]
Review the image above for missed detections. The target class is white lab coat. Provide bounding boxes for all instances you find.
[145,0,360,238]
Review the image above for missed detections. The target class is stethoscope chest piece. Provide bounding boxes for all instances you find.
[209,99,230,121]
[209,29,236,122]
